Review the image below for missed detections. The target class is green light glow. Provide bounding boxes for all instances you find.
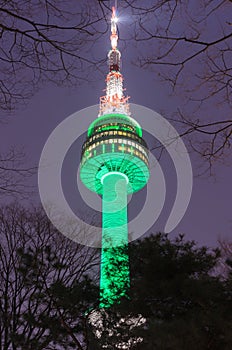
[100,172,130,308]
[80,151,149,195]
[80,112,149,308]
[87,113,143,138]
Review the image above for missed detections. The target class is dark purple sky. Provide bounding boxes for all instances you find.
[1,61,231,248]
[0,2,231,248]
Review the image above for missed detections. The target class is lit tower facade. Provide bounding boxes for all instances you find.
[80,7,149,308]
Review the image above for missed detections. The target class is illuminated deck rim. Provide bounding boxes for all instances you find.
[87,113,143,138]
[101,171,129,184]
[80,151,149,195]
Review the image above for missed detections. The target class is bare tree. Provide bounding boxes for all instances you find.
[112,0,232,172]
[0,0,110,197]
[217,238,232,279]
[0,204,100,349]
[0,0,108,112]
[0,148,36,198]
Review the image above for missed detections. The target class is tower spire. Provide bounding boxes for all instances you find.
[99,7,129,117]
[110,6,118,50]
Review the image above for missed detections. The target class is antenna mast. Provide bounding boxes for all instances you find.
[99,6,129,116]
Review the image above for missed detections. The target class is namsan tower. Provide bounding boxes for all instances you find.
[80,7,149,308]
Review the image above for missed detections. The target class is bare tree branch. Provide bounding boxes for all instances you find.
[0,0,109,111]
[124,0,232,172]
[0,205,99,349]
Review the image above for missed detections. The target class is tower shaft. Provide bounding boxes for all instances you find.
[100,172,130,307]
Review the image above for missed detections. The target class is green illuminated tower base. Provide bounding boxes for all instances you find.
[100,172,130,307]
[80,113,149,308]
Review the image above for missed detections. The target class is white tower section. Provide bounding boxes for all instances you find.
[99,7,130,117]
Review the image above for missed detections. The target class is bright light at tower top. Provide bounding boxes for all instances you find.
[111,6,118,23]
[112,7,118,24]
[99,5,130,116]
[111,6,118,50]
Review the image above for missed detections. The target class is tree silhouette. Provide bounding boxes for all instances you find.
[0,204,99,349]
[0,0,108,196]
[0,0,107,111]
[90,234,232,349]
[123,0,232,172]
[1,207,231,349]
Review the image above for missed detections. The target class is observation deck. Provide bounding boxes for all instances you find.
[80,113,149,195]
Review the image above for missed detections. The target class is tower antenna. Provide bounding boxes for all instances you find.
[99,5,128,116]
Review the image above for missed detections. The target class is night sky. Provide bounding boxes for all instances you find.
[0,1,231,248]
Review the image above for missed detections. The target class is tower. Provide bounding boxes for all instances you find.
[80,7,149,308]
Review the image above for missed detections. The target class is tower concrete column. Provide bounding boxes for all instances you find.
[100,172,130,307]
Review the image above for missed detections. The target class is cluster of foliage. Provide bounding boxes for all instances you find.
[91,234,232,349]
[0,205,231,349]
[0,205,99,350]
